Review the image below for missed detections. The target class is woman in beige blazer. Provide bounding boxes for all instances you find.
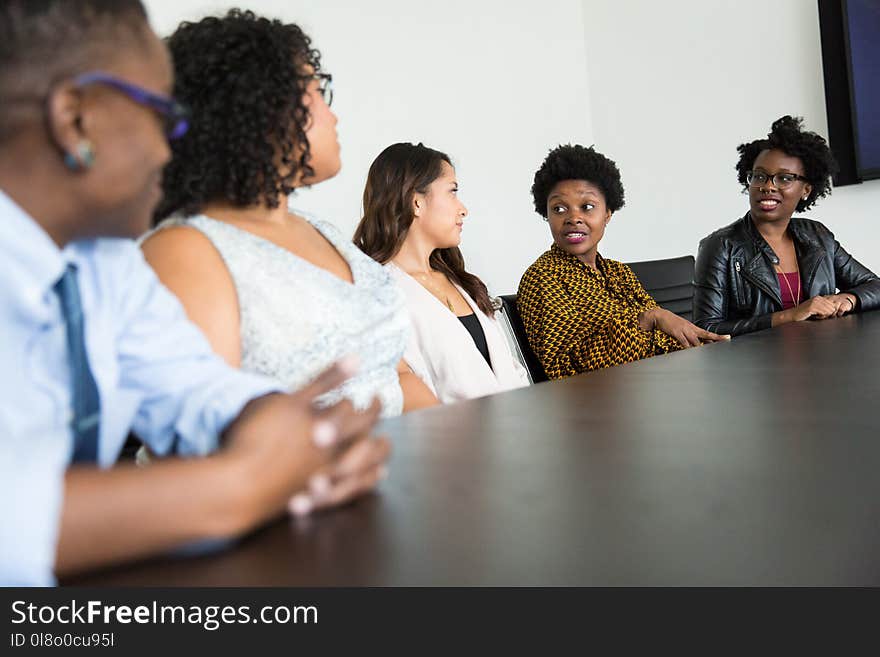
[355,142,529,403]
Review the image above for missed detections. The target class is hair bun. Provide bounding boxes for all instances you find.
[770,115,803,136]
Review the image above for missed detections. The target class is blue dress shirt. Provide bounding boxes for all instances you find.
[0,190,281,586]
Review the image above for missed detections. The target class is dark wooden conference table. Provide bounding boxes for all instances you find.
[70,311,880,586]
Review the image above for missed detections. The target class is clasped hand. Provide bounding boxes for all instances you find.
[224,359,391,522]
[788,294,855,321]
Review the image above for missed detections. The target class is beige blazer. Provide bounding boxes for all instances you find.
[387,264,530,403]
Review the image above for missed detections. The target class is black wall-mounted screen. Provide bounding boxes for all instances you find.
[844,0,880,179]
[818,0,880,185]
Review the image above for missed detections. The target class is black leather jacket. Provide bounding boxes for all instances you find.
[693,213,880,336]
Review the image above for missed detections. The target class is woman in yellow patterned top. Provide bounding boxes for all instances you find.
[518,145,728,380]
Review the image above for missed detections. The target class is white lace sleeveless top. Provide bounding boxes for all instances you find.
[155,213,408,417]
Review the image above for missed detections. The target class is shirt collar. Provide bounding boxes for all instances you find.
[0,189,95,325]
[0,189,71,295]
[549,243,605,273]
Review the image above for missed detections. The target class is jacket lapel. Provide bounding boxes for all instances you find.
[740,217,783,308]
[790,221,825,295]
[743,252,783,308]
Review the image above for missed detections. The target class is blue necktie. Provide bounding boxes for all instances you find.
[54,264,101,463]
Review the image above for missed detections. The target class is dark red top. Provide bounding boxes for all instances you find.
[777,272,802,310]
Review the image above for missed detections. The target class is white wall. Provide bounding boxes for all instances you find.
[144,0,594,294]
[581,0,880,273]
[143,0,880,293]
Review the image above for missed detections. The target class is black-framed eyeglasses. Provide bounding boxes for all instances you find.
[72,72,190,140]
[746,170,809,189]
[312,73,334,107]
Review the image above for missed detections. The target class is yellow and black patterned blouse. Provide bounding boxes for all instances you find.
[517,245,683,380]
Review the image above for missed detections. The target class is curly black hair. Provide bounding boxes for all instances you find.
[735,115,838,212]
[155,9,322,221]
[531,144,625,218]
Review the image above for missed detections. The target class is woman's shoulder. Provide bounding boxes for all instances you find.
[141,216,224,261]
[517,252,561,305]
[285,207,343,239]
[521,248,559,277]
[298,214,396,283]
[791,216,833,238]
[154,213,227,233]
[383,263,425,304]
[383,261,409,283]
[138,218,237,311]
[306,215,383,265]
[145,214,250,259]
[303,213,343,239]
[598,256,628,274]
[698,216,748,251]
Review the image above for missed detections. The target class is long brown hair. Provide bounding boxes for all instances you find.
[354,142,494,317]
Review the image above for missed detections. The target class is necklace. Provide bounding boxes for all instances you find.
[774,261,801,307]
[413,270,455,313]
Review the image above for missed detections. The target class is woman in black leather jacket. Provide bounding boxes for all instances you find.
[694,116,880,336]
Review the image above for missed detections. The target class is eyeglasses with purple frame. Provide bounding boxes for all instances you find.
[73,72,190,140]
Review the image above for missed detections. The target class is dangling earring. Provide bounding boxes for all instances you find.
[63,140,95,171]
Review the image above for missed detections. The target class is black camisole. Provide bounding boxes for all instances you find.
[457,313,492,369]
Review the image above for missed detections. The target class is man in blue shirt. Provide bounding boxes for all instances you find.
[0,0,390,585]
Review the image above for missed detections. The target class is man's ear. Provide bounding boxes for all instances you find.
[46,82,89,165]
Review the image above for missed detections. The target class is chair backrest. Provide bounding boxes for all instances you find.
[495,295,548,383]
[625,255,696,321]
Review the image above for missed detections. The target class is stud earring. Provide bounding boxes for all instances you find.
[63,140,95,171]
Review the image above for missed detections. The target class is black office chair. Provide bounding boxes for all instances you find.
[496,294,548,383]
[625,255,696,321]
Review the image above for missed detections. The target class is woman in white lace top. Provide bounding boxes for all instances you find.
[141,10,437,416]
